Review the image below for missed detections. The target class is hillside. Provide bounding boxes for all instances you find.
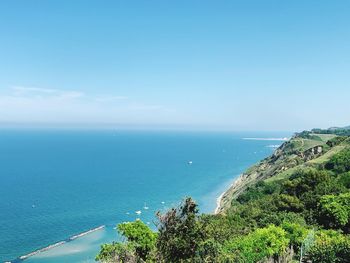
[96,127,350,263]
[217,129,350,213]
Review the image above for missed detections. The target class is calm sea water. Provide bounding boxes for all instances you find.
[0,130,290,262]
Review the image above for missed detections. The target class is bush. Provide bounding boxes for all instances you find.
[338,172,350,188]
[325,148,350,173]
[224,225,289,262]
[308,230,350,263]
[319,193,350,229]
[96,242,137,263]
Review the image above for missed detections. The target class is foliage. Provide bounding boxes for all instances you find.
[225,225,289,262]
[97,132,350,262]
[325,148,350,173]
[326,136,347,147]
[319,193,350,229]
[338,171,350,188]
[281,221,308,248]
[96,220,156,262]
[307,230,350,263]
[156,197,205,262]
[96,242,137,263]
[237,181,279,204]
[117,220,157,261]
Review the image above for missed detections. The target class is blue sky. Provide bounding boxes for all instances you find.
[0,1,350,131]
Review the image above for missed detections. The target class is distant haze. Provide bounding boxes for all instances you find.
[1,1,350,131]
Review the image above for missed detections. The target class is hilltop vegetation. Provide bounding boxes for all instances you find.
[97,127,350,262]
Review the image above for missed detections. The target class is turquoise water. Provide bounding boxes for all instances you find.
[0,130,290,262]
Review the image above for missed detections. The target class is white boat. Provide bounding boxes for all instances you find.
[135,210,142,215]
[143,203,149,210]
[188,161,193,165]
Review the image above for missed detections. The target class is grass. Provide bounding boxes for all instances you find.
[310,133,337,142]
[265,166,300,183]
[266,141,347,183]
[309,145,347,164]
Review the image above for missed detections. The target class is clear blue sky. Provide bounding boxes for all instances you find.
[0,1,349,131]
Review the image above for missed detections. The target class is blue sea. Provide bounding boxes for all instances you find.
[0,130,291,262]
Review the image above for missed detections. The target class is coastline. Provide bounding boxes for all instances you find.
[214,170,259,214]
[214,182,233,214]
[214,174,246,214]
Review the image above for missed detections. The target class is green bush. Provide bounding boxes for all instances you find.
[224,225,289,262]
[308,230,350,263]
[325,148,350,173]
[319,193,350,229]
[96,242,137,263]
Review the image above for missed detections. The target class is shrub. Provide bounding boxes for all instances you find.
[307,230,350,263]
[319,193,350,229]
[224,225,289,262]
[325,148,350,173]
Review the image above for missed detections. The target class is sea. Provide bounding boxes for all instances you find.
[0,129,291,262]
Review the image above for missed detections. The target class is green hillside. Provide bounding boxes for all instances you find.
[96,127,350,263]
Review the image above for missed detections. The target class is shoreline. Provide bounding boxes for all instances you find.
[214,173,250,214]
[214,181,233,214]
[11,225,105,262]
[214,174,243,215]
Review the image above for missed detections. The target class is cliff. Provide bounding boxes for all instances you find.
[217,129,350,214]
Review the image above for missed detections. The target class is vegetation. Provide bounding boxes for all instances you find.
[97,128,350,262]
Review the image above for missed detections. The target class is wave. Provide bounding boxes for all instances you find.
[266,144,281,148]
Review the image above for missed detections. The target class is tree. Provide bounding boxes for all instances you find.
[319,193,350,230]
[96,220,156,263]
[118,220,157,261]
[96,242,137,263]
[156,197,205,262]
[225,225,290,262]
[325,148,350,173]
[281,221,308,254]
[307,230,350,263]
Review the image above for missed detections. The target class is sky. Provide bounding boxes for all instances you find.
[0,0,350,131]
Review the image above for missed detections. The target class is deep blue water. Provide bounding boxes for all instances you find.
[0,130,290,262]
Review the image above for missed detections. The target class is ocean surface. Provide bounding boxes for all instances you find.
[0,130,291,262]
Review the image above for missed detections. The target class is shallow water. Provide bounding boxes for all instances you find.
[0,129,290,262]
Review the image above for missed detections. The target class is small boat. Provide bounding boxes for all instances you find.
[143,203,149,210]
[135,210,142,215]
[161,201,165,204]
[188,161,193,165]
[32,204,36,208]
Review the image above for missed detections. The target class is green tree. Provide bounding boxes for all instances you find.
[96,242,137,263]
[325,148,350,173]
[281,221,308,252]
[319,192,350,229]
[225,225,290,262]
[117,220,157,261]
[308,230,350,263]
[96,220,156,263]
[156,197,205,262]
